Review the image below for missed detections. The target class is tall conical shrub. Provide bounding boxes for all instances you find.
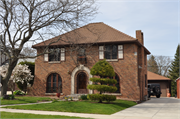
[87,59,117,103]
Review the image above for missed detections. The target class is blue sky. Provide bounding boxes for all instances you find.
[92,0,179,58]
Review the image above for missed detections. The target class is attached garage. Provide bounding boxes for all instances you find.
[147,71,171,97]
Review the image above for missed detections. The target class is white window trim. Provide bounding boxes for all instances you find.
[99,46,104,59]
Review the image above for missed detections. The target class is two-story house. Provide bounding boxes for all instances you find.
[29,22,150,101]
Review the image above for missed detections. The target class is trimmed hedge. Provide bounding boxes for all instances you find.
[90,59,115,77]
[87,85,117,92]
[87,94,116,102]
[90,77,117,84]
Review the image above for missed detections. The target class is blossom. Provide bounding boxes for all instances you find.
[0,64,33,86]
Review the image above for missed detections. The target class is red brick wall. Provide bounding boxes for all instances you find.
[28,43,148,101]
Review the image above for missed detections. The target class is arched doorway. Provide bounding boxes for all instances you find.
[77,72,87,94]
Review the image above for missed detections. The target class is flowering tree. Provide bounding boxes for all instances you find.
[0,64,33,95]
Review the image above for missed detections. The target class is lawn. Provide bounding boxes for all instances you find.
[2,100,136,115]
[1,111,91,119]
[1,96,52,105]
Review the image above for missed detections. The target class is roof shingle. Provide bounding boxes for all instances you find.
[32,22,137,48]
[147,71,171,80]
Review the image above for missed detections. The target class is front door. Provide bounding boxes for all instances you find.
[77,72,87,94]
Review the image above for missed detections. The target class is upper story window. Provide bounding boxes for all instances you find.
[105,45,117,59]
[49,48,60,61]
[99,45,123,60]
[44,48,65,62]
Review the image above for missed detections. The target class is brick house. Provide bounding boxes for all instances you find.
[29,22,150,101]
[147,71,171,97]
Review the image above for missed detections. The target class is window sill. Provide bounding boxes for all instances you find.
[48,61,61,63]
[103,93,122,96]
[45,93,63,96]
[106,59,118,62]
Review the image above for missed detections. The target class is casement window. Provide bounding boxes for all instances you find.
[44,48,65,62]
[99,45,123,60]
[46,73,62,93]
[105,45,117,59]
[49,48,60,61]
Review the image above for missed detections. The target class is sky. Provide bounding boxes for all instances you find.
[91,0,179,58]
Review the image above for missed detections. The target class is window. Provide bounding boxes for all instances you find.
[49,48,60,61]
[145,74,147,87]
[46,73,62,93]
[99,45,123,60]
[105,45,117,59]
[114,74,120,93]
[102,73,120,93]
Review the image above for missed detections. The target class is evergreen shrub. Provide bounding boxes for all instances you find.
[87,59,117,103]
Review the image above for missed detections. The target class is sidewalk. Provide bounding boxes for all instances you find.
[1,97,180,119]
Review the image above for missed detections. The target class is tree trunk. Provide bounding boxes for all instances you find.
[1,58,18,96]
[1,79,8,96]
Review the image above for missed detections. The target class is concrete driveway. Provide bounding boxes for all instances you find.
[0,97,180,119]
[112,97,180,119]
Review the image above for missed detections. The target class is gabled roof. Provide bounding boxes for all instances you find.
[176,77,180,82]
[147,71,171,80]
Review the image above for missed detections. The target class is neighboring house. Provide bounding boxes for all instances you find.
[29,22,150,101]
[147,71,171,97]
[176,77,180,99]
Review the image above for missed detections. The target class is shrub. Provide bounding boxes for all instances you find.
[87,85,117,92]
[13,90,25,95]
[88,59,117,103]
[80,95,88,100]
[3,94,15,100]
[87,94,116,102]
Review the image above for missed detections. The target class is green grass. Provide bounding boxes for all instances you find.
[1,96,52,105]
[1,111,91,119]
[2,100,136,115]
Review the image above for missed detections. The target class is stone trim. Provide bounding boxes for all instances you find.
[103,93,122,96]
[71,65,92,94]
[45,93,63,96]
[106,59,118,62]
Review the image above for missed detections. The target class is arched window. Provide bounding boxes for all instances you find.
[102,73,120,93]
[46,73,62,93]
[114,74,120,93]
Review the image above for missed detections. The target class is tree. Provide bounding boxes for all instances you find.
[168,45,179,96]
[87,59,117,103]
[155,56,172,76]
[17,61,35,93]
[21,47,36,57]
[0,64,34,94]
[147,55,159,74]
[0,0,97,95]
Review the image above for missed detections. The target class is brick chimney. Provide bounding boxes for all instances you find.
[136,30,144,45]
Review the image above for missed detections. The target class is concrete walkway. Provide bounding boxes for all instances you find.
[1,97,180,119]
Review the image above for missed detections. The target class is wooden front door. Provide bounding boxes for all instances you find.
[77,72,87,94]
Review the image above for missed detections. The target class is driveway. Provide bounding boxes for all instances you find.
[112,97,180,119]
[1,97,180,119]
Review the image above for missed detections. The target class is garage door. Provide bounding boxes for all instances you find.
[160,82,167,97]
